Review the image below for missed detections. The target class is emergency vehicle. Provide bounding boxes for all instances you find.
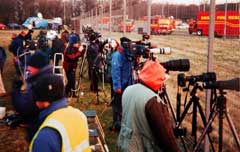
[189,11,240,37]
[150,16,175,35]
[119,19,134,32]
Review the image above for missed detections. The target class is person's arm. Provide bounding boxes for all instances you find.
[145,96,180,152]
[32,127,61,152]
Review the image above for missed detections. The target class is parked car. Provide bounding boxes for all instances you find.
[7,23,22,29]
[0,24,7,30]
[176,23,189,30]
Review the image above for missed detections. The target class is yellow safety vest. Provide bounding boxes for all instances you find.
[29,106,91,152]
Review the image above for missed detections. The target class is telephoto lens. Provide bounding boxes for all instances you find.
[150,47,171,55]
[160,59,190,72]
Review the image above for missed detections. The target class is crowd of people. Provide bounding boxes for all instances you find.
[0,26,181,152]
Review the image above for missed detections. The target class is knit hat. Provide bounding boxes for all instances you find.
[89,33,98,42]
[27,51,49,69]
[120,37,131,48]
[139,60,166,91]
[69,33,79,45]
[31,74,65,102]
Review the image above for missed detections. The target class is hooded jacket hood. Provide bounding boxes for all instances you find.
[138,60,166,91]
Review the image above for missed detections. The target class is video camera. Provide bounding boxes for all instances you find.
[178,72,216,87]
[122,41,171,61]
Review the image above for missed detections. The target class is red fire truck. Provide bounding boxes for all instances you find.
[119,19,134,32]
[150,16,175,35]
[189,11,240,37]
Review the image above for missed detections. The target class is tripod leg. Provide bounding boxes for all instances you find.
[193,111,218,152]
[225,111,240,150]
[218,110,223,152]
[192,99,197,145]
[176,98,193,127]
[197,101,215,151]
[163,89,177,122]
[163,90,188,152]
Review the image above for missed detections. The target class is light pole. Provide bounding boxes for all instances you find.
[205,0,216,152]
[147,0,152,35]
[203,0,208,11]
[63,0,66,25]
[123,0,126,35]
[224,0,228,39]
[109,0,112,33]
[162,3,165,17]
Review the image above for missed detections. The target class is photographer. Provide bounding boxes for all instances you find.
[11,51,51,140]
[87,33,100,92]
[63,34,83,97]
[118,60,180,152]
[136,33,157,49]
[110,37,134,132]
[8,31,26,76]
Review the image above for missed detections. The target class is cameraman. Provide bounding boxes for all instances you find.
[63,34,83,97]
[118,60,180,152]
[87,33,100,92]
[110,37,134,132]
[137,33,157,49]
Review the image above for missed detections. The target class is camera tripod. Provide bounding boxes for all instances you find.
[175,82,215,150]
[87,53,109,105]
[193,89,240,152]
[159,85,188,152]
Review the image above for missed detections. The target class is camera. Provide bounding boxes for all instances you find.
[160,59,190,72]
[203,77,240,91]
[178,72,216,87]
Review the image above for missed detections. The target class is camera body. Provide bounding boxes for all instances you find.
[178,72,216,87]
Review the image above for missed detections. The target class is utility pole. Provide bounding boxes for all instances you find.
[175,5,178,19]
[123,0,126,35]
[101,2,104,33]
[224,0,228,40]
[162,3,165,17]
[205,0,216,152]
[109,0,112,33]
[203,0,208,11]
[147,0,152,35]
[63,0,66,25]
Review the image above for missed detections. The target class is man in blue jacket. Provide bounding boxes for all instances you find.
[110,37,134,132]
[11,51,51,140]
[8,31,26,75]
[29,74,90,152]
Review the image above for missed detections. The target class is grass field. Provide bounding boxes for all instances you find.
[0,30,239,152]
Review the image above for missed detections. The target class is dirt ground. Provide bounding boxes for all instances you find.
[0,30,239,151]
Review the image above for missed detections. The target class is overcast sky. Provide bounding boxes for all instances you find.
[152,0,239,5]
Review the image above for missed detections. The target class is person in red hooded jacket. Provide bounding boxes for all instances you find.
[118,60,180,152]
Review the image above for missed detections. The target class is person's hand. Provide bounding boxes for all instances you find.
[115,88,122,94]
[20,81,27,92]
[73,43,80,48]
[78,45,84,52]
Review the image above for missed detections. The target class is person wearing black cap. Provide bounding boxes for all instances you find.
[11,51,51,140]
[110,37,134,132]
[29,74,91,152]
[87,33,100,92]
